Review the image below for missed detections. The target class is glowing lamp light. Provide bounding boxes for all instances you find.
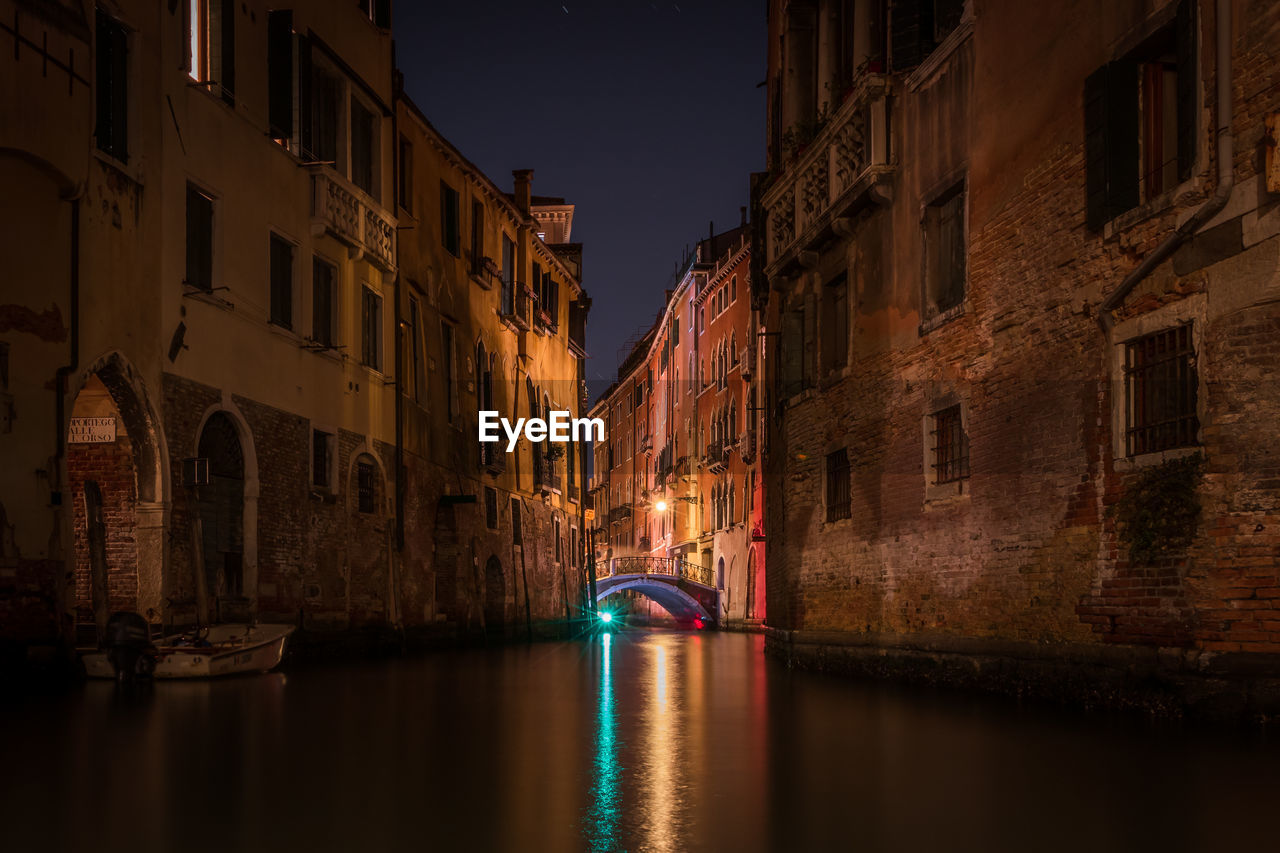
[599,611,613,624]
[655,500,669,513]
[693,615,704,630]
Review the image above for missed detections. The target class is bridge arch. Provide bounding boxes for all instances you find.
[596,578,712,624]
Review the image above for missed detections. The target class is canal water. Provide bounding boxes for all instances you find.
[4,630,1279,853]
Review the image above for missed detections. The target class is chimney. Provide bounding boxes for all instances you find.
[513,169,533,215]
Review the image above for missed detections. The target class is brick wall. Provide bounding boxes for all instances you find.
[68,432,138,620]
[763,0,1280,689]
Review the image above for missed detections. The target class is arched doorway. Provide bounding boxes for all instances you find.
[484,554,506,634]
[197,412,245,622]
[67,355,167,637]
[716,556,725,589]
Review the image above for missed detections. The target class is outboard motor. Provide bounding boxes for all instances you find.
[104,612,156,682]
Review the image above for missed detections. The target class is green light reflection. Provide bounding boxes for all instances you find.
[586,633,620,852]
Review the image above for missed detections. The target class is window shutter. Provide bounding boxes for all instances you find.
[1106,60,1140,220]
[298,37,313,157]
[890,0,933,73]
[1084,66,1109,230]
[1085,61,1140,230]
[267,11,293,139]
[1175,0,1198,182]
[220,0,235,103]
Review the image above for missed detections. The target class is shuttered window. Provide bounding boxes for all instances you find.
[312,258,336,347]
[269,234,293,329]
[1085,0,1196,230]
[361,285,382,370]
[95,11,129,161]
[267,11,293,141]
[186,186,214,292]
[441,183,460,256]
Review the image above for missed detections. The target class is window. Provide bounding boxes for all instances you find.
[408,296,425,403]
[269,234,294,329]
[312,257,337,347]
[95,11,129,161]
[729,477,736,525]
[186,185,214,292]
[485,487,498,530]
[1124,323,1198,456]
[821,272,849,374]
[356,457,376,513]
[398,136,413,213]
[309,65,340,165]
[312,429,334,489]
[699,307,705,334]
[922,182,966,321]
[890,0,963,72]
[931,405,970,485]
[511,497,523,545]
[501,235,516,314]
[350,99,376,198]
[1085,0,1197,228]
[267,10,293,141]
[361,285,382,370]
[826,449,851,522]
[443,322,456,423]
[441,182,460,256]
[187,0,235,103]
[358,0,391,28]
[555,517,562,563]
[471,200,485,275]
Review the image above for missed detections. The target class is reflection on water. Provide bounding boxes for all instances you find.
[3,631,1280,852]
[584,632,618,852]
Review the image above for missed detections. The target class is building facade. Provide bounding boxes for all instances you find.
[760,0,1280,711]
[0,0,590,660]
[589,227,766,628]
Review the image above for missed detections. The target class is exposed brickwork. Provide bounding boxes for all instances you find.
[762,0,1280,701]
[68,433,137,619]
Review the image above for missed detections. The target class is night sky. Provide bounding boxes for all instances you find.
[394,1,766,397]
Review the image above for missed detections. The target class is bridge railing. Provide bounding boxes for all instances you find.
[609,555,714,587]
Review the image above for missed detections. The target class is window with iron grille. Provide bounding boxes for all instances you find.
[356,458,376,513]
[1124,323,1198,456]
[485,487,498,530]
[511,497,523,545]
[825,449,851,522]
[931,405,970,485]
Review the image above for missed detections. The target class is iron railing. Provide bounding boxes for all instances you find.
[609,555,713,586]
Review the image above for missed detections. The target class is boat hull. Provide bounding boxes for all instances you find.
[81,624,294,679]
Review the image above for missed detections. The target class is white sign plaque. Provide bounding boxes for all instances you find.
[68,417,117,444]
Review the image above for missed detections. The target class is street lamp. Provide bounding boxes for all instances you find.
[654,499,668,513]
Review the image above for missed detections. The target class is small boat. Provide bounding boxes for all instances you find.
[82,620,295,680]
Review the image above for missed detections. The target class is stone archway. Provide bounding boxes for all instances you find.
[67,352,168,633]
[197,412,246,621]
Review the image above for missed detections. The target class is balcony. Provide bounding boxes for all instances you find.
[762,75,892,278]
[704,440,728,473]
[481,444,506,476]
[640,433,653,455]
[309,166,396,273]
[740,430,757,465]
[544,467,562,494]
[609,505,633,526]
[501,281,537,330]
[471,254,501,290]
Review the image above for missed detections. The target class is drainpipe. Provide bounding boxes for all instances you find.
[392,65,405,553]
[1097,0,1234,331]
[52,195,82,651]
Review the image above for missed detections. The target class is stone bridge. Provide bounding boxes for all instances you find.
[595,556,718,626]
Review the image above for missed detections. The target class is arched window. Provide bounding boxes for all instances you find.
[730,397,737,440]
[728,477,736,525]
[731,331,737,365]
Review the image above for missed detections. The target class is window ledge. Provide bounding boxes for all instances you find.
[1113,446,1202,473]
[93,149,143,185]
[1102,176,1204,239]
[924,480,970,508]
[919,300,968,336]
